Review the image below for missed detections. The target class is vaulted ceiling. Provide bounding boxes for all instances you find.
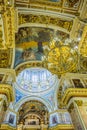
[0,0,87,125]
[0,0,87,76]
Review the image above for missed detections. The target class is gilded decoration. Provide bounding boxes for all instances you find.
[0,15,5,48]
[15,26,79,74]
[47,43,78,74]
[0,0,15,48]
[3,7,15,48]
[15,27,70,67]
[49,124,74,130]
[15,61,45,75]
[19,14,73,32]
[15,0,81,15]
[0,124,16,130]
[0,49,12,68]
[0,84,14,103]
[0,94,8,108]
[80,56,87,71]
[79,25,87,71]
[60,88,87,107]
[75,100,83,106]
[64,0,80,9]
[79,26,87,57]
[58,73,87,107]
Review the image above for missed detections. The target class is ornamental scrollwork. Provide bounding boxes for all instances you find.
[19,14,73,32]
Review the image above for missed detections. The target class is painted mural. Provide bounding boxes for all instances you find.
[15,27,69,67]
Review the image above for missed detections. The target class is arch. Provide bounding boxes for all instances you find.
[15,61,46,75]
[14,96,53,112]
[19,23,69,34]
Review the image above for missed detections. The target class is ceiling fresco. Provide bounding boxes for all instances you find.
[15,27,69,67]
[15,26,79,74]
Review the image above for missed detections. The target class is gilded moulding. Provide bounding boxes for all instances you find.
[15,61,45,75]
[18,13,73,32]
[60,88,87,107]
[15,0,81,15]
[0,124,16,130]
[2,7,15,48]
[49,124,74,130]
[0,49,13,68]
[0,84,14,103]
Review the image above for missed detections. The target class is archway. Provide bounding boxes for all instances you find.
[17,100,49,130]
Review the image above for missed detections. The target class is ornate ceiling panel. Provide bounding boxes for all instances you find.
[79,25,87,72]
[15,26,79,74]
[15,0,81,15]
[0,0,86,76]
[15,27,70,67]
[47,44,78,74]
[18,13,73,32]
[79,26,87,57]
[0,49,13,68]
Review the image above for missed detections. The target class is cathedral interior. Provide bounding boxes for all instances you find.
[0,0,87,130]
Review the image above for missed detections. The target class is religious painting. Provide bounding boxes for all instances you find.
[9,114,15,124]
[8,112,16,126]
[72,79,84,88]
[15,27,53,67]
[15,27,69,67]
[49,113,59,126]
[52,115,58,124]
